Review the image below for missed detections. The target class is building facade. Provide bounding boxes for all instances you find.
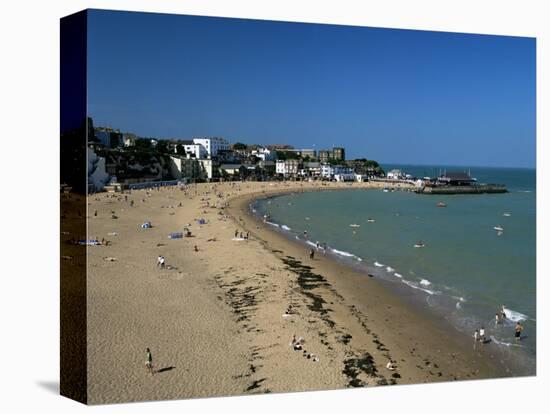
[332,147,345,161]
[193,137,230,158]
[251,147,275,161]
[276,159,301,177]
[95,128,123,148]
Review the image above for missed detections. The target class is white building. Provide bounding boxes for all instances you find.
[276,160,300,177]
[334,173,356,182]
[170,156,217,180]
[183,144,206,159]
[251,147,275,161]
[121,133,136,147]
[193,137,230,158]
[320,164,353,179]
[320,164,333,178]
[387,169,402,179]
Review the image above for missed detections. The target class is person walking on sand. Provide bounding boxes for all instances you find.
[235,229,238,238]
[145,348,154,375]
[515,322,523,342]
[474,329,480,342]
[194,245,199,252]
[309,249,315,260]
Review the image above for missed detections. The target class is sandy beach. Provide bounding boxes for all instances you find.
[73,181,505,404]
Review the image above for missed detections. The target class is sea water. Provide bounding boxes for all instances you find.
[253,165,536,375]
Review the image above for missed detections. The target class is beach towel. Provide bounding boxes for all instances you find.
[197,218,206,225]
[78,239,100,245]
[168,232,183,239]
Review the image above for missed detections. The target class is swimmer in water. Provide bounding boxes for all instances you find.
[515,322,523,342]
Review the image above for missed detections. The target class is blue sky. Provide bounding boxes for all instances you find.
[87,10,536,168]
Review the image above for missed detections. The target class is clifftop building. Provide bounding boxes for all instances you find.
[332,147,345,161]
[192,137,230,158]
[318,147,345,162]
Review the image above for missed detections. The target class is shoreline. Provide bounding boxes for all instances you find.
[243,186,536,377]
[85,181,513,404]
[226,185,510,379]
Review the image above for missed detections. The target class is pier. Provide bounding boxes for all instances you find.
[416,184,507,195]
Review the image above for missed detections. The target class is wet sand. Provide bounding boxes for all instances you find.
[80,181,504,404]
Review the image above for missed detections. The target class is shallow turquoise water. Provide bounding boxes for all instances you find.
[254,166,536,374]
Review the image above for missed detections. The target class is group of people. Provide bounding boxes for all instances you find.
[290,334,319,362]
[473,327,487,343]
[474,305,525,344]
[234,229,250,239]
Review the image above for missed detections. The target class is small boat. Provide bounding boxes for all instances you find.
[437,201,447,208]
[494,226,504,232]
[414,241,425,248]
[367,218,375,223]
[349,224,361,228]
[382,188,389,193]
[503,212,511,217]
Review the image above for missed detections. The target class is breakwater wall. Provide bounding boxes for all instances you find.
[416,184,507,194]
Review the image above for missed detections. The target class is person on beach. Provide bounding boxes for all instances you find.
[235,229,239,238]
[290,334,297,347]
[501,305,507,320]
[309,249,315,260]
[474,329,480,342]
[515,322,523,342]
[145,348,154,375]
[194,245,199,252]
[495,312,501,325]
[157,255,165,269]
[386,361,397,371]
[479,327,486,343]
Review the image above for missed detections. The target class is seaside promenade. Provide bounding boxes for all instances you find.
[71,181,503,403]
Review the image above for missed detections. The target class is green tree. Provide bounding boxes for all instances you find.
[155,140,170,154]
[233,142,248,150]
[134,138,152,150]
